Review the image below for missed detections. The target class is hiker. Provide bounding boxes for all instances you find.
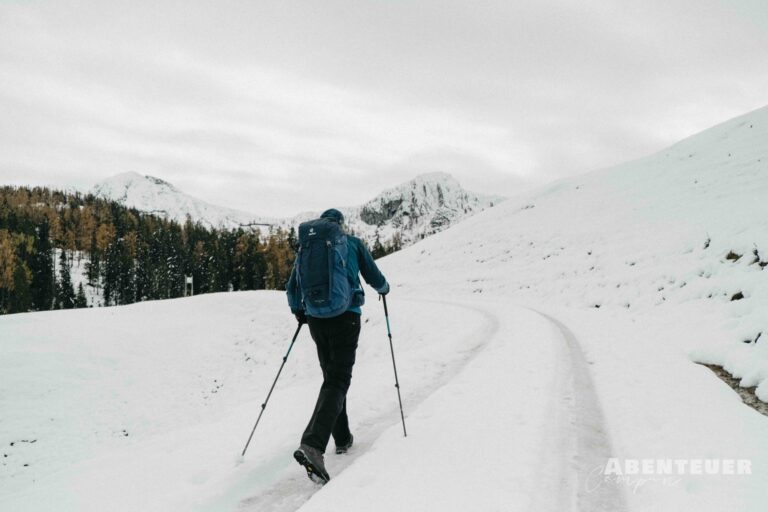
[286,208,390,484]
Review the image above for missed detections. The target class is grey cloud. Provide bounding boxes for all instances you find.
[1,0,767,216]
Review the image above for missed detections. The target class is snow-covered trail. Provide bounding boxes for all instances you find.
[205,298,500,512]
[289,298,625,512]
[191,295,625,512]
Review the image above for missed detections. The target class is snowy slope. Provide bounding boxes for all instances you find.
[3,105,768,511]
[381,104,768,397]
[91,171,502,250]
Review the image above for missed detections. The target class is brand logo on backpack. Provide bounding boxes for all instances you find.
[296,218,352,318]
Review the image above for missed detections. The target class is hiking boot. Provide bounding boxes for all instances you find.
[335,434,354,454]
[294,444,330,484]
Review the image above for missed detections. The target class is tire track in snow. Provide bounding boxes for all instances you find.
[409,300,625,511]
[532,310,627,512]
[232,298,500,512]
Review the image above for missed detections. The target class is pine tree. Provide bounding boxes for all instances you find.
[389,231,403,253]
[165,226,185,298]
[30,220,55,311]
[75,283,88,308]
[9,256,32,313]
[372,233,386,259]
[116,238,135,305]
[134,238,153,302]
[86,230,100,287]
[233,231,262,290]
[103,238,133,305]
[55,249,76,309]
[0,230,16,313]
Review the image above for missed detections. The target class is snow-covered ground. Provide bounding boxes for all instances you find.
[2,105,768,511]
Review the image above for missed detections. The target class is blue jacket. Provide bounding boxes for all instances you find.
[286,235,389,315]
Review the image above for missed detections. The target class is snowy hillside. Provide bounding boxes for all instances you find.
[91,171,502,250]
[383,105,768,393]
[3,105,768,511]
[90,172,279,229]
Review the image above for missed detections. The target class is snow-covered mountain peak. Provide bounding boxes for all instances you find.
[90,173,274,228]
[342,172,502,246]
[374,172,463,205]
[91,170,504,249]
[91,171,179,199]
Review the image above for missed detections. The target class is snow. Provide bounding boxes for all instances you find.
[91,171,502,250]
[0,294,492,511]
[297,303,623,512]
[340,171,502,247]
[3,105,768,511]
[90,172,279,229]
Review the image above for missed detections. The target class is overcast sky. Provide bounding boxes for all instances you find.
[1,0,767,216]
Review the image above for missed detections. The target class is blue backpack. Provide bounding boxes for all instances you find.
[295,218,353,318]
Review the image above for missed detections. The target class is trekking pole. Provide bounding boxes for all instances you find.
[382,295,407,437]
[241,322,303,457]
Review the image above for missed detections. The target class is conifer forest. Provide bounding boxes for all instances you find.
[0,186,297,315]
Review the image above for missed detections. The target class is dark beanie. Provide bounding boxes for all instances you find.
[320,208,344,224]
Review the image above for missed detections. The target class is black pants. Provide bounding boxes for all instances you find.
[301,311,361,453]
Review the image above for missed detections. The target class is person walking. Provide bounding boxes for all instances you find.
[286,208,390,484]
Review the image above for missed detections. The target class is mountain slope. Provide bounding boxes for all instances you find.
[341,172,500,247]
[385,105,768,319]
[91,171,502,250]
[382,105,768,395]
[90,171,278,228]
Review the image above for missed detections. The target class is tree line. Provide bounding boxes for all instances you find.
[0,186,296,315]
